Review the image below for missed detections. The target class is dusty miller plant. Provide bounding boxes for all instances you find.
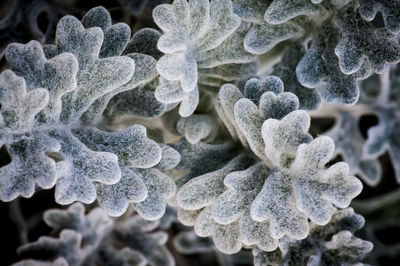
[1,0,399,265]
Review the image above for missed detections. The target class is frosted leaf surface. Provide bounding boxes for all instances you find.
[81,6,131,58]
[193,206,278,253]
[123,28,163,60]
[74,125,176,218]
[271,43,321,110]
[82,51,157,123]
[359,0,400,33]
[131,168,176,220]
[155,78,185,104]
[194,206,243,254]
[74,125,162,168]
[13,258,69,266]
[179,87,199,117]
[5,41,78,123]
[177,153,251,211]
[323,231,373,261]
[261,110,312,168]
[232,0,272,23]
[156,144,181,170]
[104,78,168,121]
[296,23,371,105]
[94,167,148,217]
[155,78,199,117]
[243,76,284,104]
[153,0,255,116]
[326,112,382,186]
[244,19,305,54]
[291,136,363,225]
[195,22,255,67]
[177,209,202,227]
[156,53,197,92]
[334,3,400,75]
[0,133,60,201]
[176,114,214,144]
[215,84,246,143]
[0,6,179,222]
[259,91,299,120]
[255,208,372,265]
[211,163,268,225]
[79,7,160,122]
[194,80,364,252]
[250,171,310,239]
[170,139,241,186]
[50,129,121,205]
[47,15,135,123]
[264,0,325,24]
[234,99,266,160]
[0,70,48,131]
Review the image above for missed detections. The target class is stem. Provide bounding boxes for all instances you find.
[9,198,29,245]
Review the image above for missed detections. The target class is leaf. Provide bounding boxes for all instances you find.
[81,6,131,58]
[0,132,60,201]
[334,3,400,74]
[47,15,135,123]
[156,145,181,170]
[232,0,272,24]
[123,28,163,60]
[0,70,48,131]
[43,203,113,246]
[133,168,176,220]
[244,19,305,54]
[325,112,382,186]
[264,0,325,24]
[153,0,255,116]
[261,110,312,168]
[234,98,266,160]
[5,41,78,123]
[17,230,83,265]
[359,0,400,34]
[74,125,162,168]
[259,91,299,120]
[364,108,400,183]
[177,153,250,210]
[296,23,371,105]
[250,171,310,239]
[114,216,175,266]
[176,114,215,144]
[243,76,284,104]
[271,43,321,110]
[212,163,268,225]
[104,78,168,120]
[95,167,148,217]
[50,128,121,205]
[256,208,372,266]
[291,136,363,225]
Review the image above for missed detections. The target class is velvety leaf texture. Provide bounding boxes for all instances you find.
[176,76,363,254]
[2,0,391,264]
[0,6,177,220]
[153,0,255,117]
